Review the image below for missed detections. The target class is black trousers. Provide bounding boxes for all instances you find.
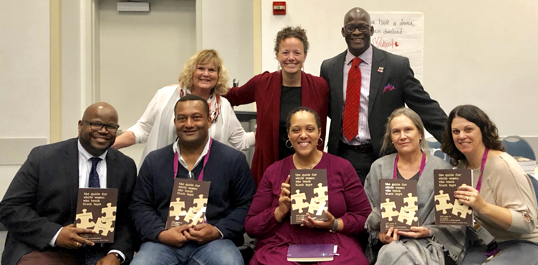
[336,141,378,185]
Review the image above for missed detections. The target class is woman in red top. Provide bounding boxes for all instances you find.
[225,26,329,185]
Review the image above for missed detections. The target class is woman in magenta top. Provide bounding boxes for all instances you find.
[245,107,371,264]
[225,26,329,185]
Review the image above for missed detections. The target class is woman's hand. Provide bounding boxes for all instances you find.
[397,226,431,238]
[454,184,487,213]
[378,227,399,244]
[274,176,291,222]
[301,211,336,230]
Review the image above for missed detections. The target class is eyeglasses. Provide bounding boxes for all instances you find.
[344,24,370,33]
[83,120,120,133]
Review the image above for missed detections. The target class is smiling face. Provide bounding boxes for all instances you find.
[342,8,374,57]
[192,62,218,93]
[175,100,211,149]
[78,103,118,156]
[390,115,422,156]
[288,111,320,158]
[276,37,306,75]
[451,116,485,157]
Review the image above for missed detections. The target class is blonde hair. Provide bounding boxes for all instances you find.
[178,49,229,95]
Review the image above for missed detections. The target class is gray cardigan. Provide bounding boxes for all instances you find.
[364,153,467,265]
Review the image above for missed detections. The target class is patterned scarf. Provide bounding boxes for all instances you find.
[179,87,221,124]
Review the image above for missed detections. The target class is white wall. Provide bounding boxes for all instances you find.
[0,1,50,195]
[62,0,84,139]
[197,0,255,111]
[99,0,197,166]
[260,0,538,139]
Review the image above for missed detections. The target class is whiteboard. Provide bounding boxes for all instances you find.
[260,0,538,137]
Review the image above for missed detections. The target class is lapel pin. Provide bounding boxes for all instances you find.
[378,67,384,73]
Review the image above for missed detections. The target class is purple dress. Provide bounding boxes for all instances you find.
[245,153,371,264]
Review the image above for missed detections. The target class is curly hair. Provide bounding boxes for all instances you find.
[380,108,428,156]
[441,105,505,166]
[286,106,321,132]
[178,49,229,95]
[274,26,309,54]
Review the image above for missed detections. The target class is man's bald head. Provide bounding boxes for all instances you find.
[342,7,374,57]
[78,102,119,156]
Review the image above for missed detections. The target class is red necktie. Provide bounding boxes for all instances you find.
[343,57,362,141]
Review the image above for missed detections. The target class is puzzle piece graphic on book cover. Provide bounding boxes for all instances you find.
[434,190,453,214]
[94,217,115,237]
[193,194,208,211]
[403,193,418,211]
[313,183,328,200]
[452,200,473,219]
[291,190,309,213]
[397,206,418,225]
[76,209,95,229]
[169,198,187,220]
[307,197,327,217]
[381,198,399,221]
[184,206,205,224]
[101,203,117,219]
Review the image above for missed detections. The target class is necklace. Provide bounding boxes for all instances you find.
[293,151,322,169]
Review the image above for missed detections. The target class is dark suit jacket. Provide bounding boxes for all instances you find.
[0,138,138,265]
[320,47,447,157]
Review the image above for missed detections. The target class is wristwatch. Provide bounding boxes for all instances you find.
[329,218,339,233]
[112,253,125,264]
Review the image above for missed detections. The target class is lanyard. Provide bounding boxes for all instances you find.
[393,151,426,179]
[173,138,212,181]
[475,148,489,192]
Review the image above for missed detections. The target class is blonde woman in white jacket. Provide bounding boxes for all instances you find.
[113,49,254,164]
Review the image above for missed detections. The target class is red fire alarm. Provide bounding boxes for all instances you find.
[273,2,286,15]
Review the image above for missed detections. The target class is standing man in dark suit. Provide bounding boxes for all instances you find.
[321,7,447,184]
[0,102,137,265]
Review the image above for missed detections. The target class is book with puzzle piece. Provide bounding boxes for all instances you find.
[166,178,211,228]
[434,169,473,225]
[379,179,418,231]
[289,169,328,225]
[75,188,118,243]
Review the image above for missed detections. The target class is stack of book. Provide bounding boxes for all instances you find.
[514,156,537,178]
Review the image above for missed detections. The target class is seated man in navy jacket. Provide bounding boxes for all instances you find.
[131,94,256,265]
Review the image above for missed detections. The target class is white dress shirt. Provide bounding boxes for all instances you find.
[341,45,373,145]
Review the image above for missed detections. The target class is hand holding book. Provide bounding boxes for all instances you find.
[56,224,96,249]
[378,227,399,244]
[397,226,431,239]
[454,184,486,212]
[301,211,337,231]
[275,175,291,222]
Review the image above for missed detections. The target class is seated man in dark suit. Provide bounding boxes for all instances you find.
[130,94,256,265]
[0,102,138,265]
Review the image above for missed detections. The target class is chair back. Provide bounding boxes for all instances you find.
[502,135,536,160]
[425,138,450,162]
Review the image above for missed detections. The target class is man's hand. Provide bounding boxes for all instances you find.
[158,224,192,247]
[183,223,221,245]
[96,253,120,265]
[55,224,95,249]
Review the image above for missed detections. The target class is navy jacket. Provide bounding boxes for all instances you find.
[131,139,256,246]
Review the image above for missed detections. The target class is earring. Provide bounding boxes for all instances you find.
[285,139,293,148]
[317,138,323,146]
[277,62,281,71]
